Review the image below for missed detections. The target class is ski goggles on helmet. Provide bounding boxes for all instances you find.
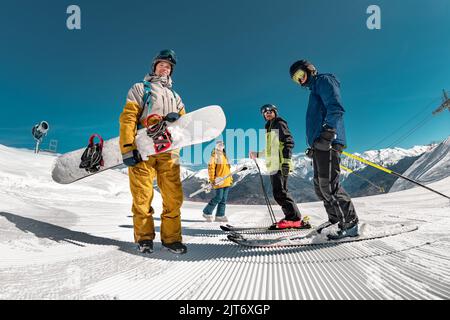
[155,49,177,65]
[291,69,306,85]
[261,106,276,114]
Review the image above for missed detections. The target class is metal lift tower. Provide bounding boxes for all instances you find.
[432,89,450,115]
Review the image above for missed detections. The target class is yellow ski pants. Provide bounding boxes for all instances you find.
[128,152,183,244]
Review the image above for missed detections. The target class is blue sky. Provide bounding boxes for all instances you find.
[0,0,449,158]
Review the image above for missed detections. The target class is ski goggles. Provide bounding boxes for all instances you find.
[157,49,177,65]
[261,107,276,114]
[291,69,306,85]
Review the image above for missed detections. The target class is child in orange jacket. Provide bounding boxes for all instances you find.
[202,141,233,222]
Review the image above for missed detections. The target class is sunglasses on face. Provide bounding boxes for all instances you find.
[291,69,306,85]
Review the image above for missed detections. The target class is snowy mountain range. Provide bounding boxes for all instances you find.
[181,138,448,204]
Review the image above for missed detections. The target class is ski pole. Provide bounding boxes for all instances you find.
[253,159,277,224]
[339,150,450,200]
[339,165,385,193]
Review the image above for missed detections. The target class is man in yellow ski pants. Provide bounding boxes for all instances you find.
[119,49,187,254]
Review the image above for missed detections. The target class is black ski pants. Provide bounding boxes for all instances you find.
[270,171,301,221]
[313,147,358,229]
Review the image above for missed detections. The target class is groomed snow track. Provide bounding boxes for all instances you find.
[82,219,450,300]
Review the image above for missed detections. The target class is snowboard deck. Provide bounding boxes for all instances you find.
[52,105,226,184]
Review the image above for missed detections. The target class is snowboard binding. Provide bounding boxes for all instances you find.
[145,114,173,154]
[79,134,105,173]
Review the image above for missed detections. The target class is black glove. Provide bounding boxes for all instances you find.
[164,112,180,123]
[314,127,336,151]
[305,147,314,159]
[122,149,143,167]
[333,144,345,153]
[281,163,290,177]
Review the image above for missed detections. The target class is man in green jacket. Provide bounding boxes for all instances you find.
[250,104,309,229]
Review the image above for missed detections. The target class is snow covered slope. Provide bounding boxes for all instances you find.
[390,137,450,192]
[0,144,449,300]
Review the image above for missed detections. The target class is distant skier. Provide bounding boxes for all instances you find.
[250,104,309,229]
[289,59,359,239]
[119,49,187,254]
[202,140,233,222]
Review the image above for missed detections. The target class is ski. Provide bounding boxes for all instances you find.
[227,223,419,248]
[220,224,273,232]
[226,223,319,242]
[220,219,313,233]
[220,223,312,235]
[220,216,314,235]
[189,165,248,198]
[221,224,313,242]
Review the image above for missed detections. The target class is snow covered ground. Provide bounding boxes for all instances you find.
[0,144,449,300]
[391,137,450,192]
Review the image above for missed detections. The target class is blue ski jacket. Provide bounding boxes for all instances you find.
[305,73,347,147]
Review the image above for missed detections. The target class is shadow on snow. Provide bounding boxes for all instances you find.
[1,211,350,262]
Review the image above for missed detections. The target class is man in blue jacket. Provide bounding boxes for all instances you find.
[289,60,359,240]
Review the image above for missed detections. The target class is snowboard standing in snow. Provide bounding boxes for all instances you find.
[51,105,226,184]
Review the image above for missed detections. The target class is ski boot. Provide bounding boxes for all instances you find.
[316,220,339,234]
[269,216,312,230]
[162,242,187,254]
[137,240,154,254]
[327,224,359,240]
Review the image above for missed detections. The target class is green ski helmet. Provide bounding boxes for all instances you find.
[152,49,177,75]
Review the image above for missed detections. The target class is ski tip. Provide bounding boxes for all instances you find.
[220,225,231,231]
[227,234,243,243]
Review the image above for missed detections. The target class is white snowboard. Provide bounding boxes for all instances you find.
[52,105,226,184]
